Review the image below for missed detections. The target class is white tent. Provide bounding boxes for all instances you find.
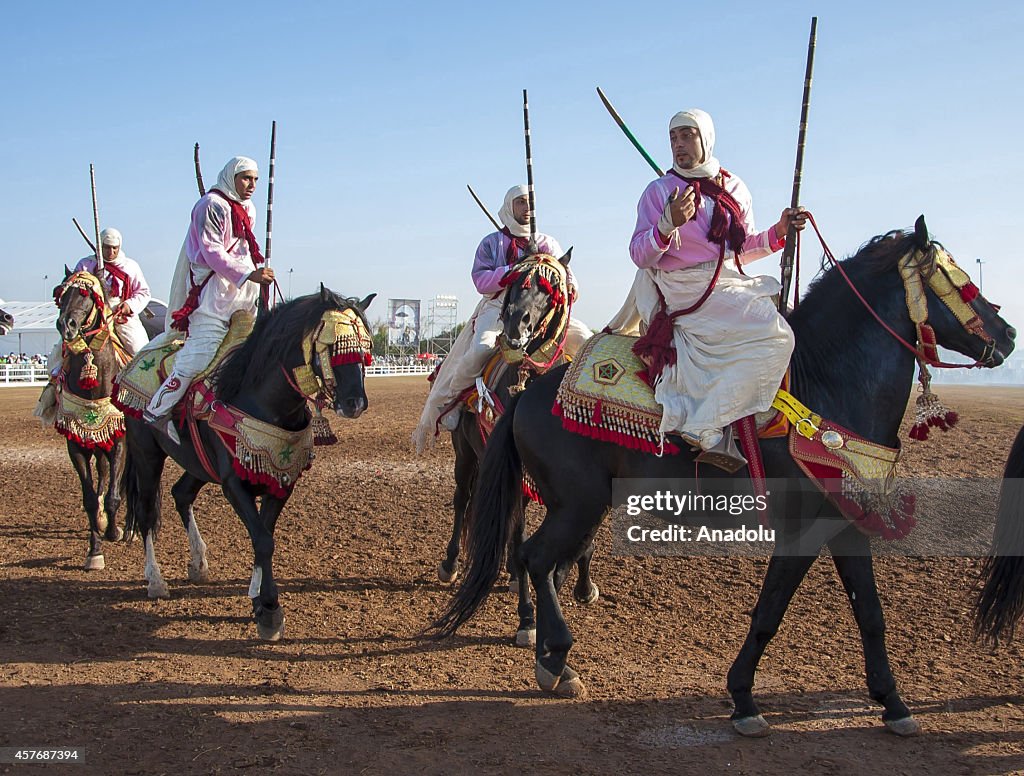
[0,300,59,357]
[0,298,168,358]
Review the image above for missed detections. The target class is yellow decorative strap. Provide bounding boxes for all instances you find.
[771,389,822,439]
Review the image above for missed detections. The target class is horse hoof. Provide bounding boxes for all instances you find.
[256,620,285,642]
[733,715,771,738]
[515,628,536,648]
[148,581,170,599]
[255,606,285,642]
[188,564,210,584]
[535,662,585,697]
[508,577,520,594]
[437,562,459,584]
[575,583,600,604]
[552,667,586,699]
[535,661,560,691]
[884,716,921,737]
[84,554,105,571]
[105,526,124,542]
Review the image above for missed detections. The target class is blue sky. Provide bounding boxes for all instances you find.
[2,1,1021,357]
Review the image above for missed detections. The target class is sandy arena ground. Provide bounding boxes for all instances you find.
[1,380,1022,775]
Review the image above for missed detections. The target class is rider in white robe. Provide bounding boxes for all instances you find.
[412,185,592,453]
[607,109,806,468]
[144,157,275,439]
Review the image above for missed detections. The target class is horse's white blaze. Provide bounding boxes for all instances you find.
[248,566,263,598]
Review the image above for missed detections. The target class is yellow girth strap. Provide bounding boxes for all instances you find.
[771,389,821,439]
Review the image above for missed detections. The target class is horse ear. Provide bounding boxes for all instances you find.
[64,265,73,279]
[320,283,329,303]
[914,215,929,249]
[558,247,573,267]
[358,293,377,311]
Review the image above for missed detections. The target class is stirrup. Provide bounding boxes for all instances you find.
[695,426,748,473]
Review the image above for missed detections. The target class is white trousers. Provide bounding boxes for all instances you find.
[145,311,228,418]
[115,315,150,355]
[412,296,593,452]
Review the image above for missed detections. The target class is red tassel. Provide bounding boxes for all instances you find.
[330,351,373,367]
[592,399,603,425]
[499,270,522,288]
[960,283,979,303]
[631,307,677,377]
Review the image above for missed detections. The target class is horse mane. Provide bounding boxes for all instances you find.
[786,227,941,402]
[212,293,370,404]
[792,227,944,324]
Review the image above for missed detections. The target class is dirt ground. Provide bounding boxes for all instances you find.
[1,380,1023,775]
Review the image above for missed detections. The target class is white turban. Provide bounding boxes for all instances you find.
[497,184,530,238]
[670,109,721,179]
[100,228,122,246]
[213,156,259,202]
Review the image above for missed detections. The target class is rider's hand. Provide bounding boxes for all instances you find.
[774,207,808,241]
[248,267,276,286]
[113,302,132,322]
[657,186,697,242]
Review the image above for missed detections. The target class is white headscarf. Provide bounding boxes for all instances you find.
[670,109,721,179]
[213,156,259,203]
[497,184,530,238]
[98,227,127,264]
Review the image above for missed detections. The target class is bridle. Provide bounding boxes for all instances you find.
[282,306,374,407]
[805,213,999,370]
[54,272,114,355]
[497,253,572,373]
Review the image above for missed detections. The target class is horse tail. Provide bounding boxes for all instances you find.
[975,425,1024,643]
[432,392,525,636]
[123,445,160,541]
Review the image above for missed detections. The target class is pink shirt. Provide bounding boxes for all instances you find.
[186,193,257,288]
[184,193,260,320]
[629,172,783,271]
[471,231,577,295]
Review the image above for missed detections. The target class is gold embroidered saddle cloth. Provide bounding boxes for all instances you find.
[55,390,125,451]
[113,311,256,418]
[553,333,789,456]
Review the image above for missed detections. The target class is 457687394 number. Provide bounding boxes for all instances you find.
[0,748,84,763]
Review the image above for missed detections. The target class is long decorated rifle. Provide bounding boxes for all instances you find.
[71,217,96,252]
[467,184,501,231]
[596,87,664,177]
[778,17,818,313]
[522,89,537,239]
[194,142,206,196]
[261,120,278,311]
[88,164,108,303]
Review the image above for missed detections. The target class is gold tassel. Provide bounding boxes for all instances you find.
[79,352,99,389]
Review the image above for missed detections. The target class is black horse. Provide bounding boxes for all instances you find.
[438,251,598,648]
[976,423,1024,644]
[437,217,1017,736]
[54,270,128,569]
[124,286,374,640]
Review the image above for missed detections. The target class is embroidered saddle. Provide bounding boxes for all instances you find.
[113,310,256,419]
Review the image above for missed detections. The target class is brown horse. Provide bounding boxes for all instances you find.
[53,270,128,569]
[438,252,598,647]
